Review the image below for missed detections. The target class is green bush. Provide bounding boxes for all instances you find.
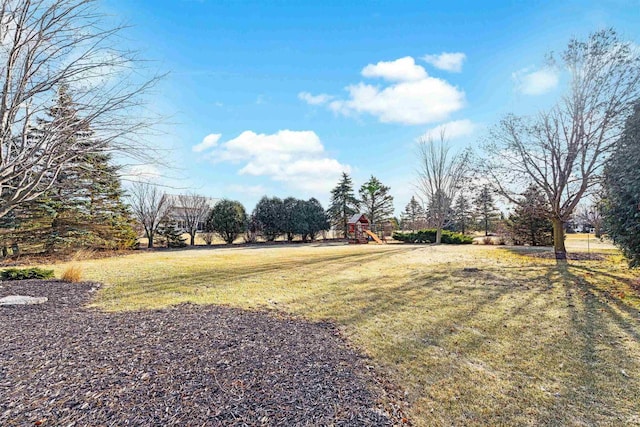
[392,229,473,244]
[1,267,55,281]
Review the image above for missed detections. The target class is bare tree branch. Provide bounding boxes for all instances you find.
[0,0,163,218]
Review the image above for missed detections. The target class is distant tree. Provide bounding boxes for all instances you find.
[574,200,604,237]
[206,200,247,244]
[474,185,499,236]
[603,102,640,267]
[176,193,211,246]
[452,194,473,234]
[253,196,284,241]
[305,198,330,241]
[507,186,553,246]
[282,197,299,242]
[243,213,261,244]
[200,231,215,246]
[359,176,394,230]
[158,220,187,248]
[401,196,426,231]
[292,198,330,242]
[328,172,360,238]
[484,30,640,260]
[128,182,169,249]
[417,132,469,244]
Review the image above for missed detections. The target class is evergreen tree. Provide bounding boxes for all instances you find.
[507,186,553,246]
[603,102,640,267]
[253,196,285,241]
[158,221,187,248]
[207,200,247,244]
[400,196,425,231]
[328,172,359,238]
[452,194,473,234]
[282,197,299,242]
[5,86,136,254]
[359,176,394,230]
[475,185,499,236]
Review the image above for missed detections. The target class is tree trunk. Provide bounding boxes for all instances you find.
[148,234,154,249]
[552,218,567,260]
[190,233,195,246]
[435,227,442,244]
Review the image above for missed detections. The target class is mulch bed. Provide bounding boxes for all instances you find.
[0,280,402,426]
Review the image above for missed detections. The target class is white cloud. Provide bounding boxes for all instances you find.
[512,67,559,95]
[192,133,221,152]
[329,78,465,125]
[298,92,334,105]
[205,130,351,193]
[422,52,467,73]
[419,119,477,141]
[301,56,465,125]
[361,56,427,82]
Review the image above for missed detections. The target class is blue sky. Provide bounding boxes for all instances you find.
[105,0,640,213]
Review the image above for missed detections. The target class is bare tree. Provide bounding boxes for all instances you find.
[417,131,469,244]
[128,181,167,249]
[176,193,210,246]
[574,199,604,238]
[0,0,160,218]
[484,29,640,260]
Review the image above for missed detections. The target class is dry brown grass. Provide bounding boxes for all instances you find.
[60,264,83,283]
[43,243,640,426]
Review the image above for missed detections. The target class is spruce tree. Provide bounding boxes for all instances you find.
[328,172,360,238]
[475,185,499,236]
[401,196,425,231]
[12,86,136,254]
[508,186,553,246]
[359,176,394,230]
[452,194,473,234]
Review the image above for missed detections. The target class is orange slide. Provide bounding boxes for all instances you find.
[364,230,384,244]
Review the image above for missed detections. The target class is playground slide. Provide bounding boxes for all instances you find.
[364,230,384,244]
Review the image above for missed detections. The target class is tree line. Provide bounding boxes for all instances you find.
[0,0,639,266]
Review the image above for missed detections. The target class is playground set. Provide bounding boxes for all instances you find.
[347,214,384,244]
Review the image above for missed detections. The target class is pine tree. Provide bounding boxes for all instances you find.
[507,186,553,246]
[401,196,425,231]
[603,102,640,267]
[452,194,473,234]
[475,185,499,236]
[9,86,136,254]
[328,172,360,238]
[359,176,394,230]
[158,221,187,248]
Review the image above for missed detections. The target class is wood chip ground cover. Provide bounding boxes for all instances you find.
[0,280,395,426]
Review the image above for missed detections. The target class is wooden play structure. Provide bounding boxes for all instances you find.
[347,214,384,244]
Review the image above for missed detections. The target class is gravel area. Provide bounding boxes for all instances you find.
[0,280,396,426]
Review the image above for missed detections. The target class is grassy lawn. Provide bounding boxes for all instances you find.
[47,241,640,426]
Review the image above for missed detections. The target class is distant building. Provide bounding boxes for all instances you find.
[163,194,220,232]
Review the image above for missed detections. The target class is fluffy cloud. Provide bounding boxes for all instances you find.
[201,130,351,193]
[419,119,477,141]
[512,67,559,95]
[301,56,465,125]
[361,56,427,81]
[192,133,221,152]
[329,78,465,125]
[298,92,334,105]
[422,52,467,73]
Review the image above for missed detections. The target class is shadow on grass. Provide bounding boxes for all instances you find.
[292,261,640,425]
